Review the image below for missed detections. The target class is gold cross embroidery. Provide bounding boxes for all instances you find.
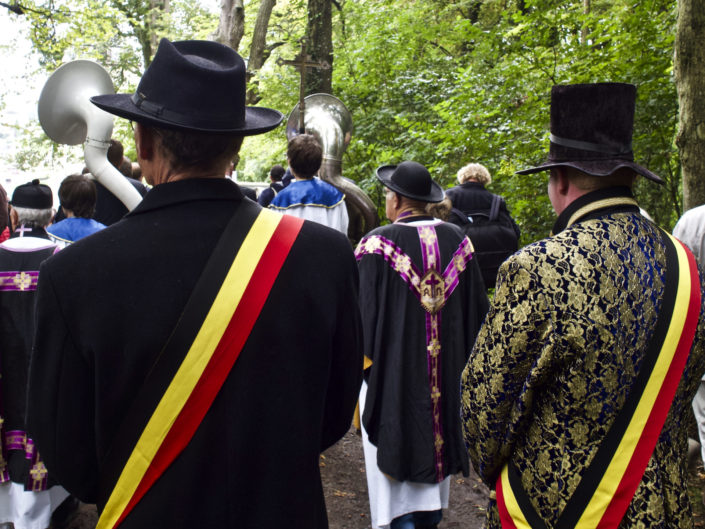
[30,462,47,482]
[434,432,444,450]
[427,339,441,358]
[419,270,445,314]
[13,272,32,291]
[395,254,412,276]
[367,237,383,253]
[431,386,441,402]
[419,227,437,246]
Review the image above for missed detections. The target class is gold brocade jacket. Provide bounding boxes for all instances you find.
[461,187,705,528]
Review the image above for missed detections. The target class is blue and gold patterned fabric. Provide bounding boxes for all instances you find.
[461,186,705,528]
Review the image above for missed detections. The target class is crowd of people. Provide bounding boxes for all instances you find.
[0,38,703,529]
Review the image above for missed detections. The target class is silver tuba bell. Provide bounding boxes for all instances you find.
[38,60,142,211]
[287,94,378,242]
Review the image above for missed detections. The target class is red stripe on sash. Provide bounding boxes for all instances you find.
[115,215,304,527]
[497,475,519,529]
[596,247,701,528]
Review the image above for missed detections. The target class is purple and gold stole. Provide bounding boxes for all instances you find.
[356,225,475,482]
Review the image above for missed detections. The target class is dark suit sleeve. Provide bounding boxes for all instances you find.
[257,188,274,207]
[27,261,98,502]
[319,239,363,452]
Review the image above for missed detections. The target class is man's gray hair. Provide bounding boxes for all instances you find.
[13,206,53,229]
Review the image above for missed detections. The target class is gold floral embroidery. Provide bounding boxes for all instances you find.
[461,212,705,528]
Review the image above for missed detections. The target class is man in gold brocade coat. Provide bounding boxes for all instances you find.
[461,83,705,528]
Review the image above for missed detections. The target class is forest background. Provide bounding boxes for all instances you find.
[0,0,699,245]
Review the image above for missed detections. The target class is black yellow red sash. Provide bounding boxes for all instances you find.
[96,206,303,529]
[496,231,701,529]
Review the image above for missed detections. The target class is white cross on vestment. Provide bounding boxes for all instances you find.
[15,225,31,237]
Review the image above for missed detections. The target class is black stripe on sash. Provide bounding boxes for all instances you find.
[508,463,550,529]
[556,229,679,526]
[505,229,680,528]
[97,199,262,509]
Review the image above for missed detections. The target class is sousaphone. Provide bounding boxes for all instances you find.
[287,94,378,242]
[38,60,142,210]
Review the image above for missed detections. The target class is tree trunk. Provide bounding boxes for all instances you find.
[213,0,245,52]
[580,0,590,45]
[675,0,705,212]
[306,0,332,95]
[132,0,170,67]
[149,0,170,59]
[247,0,277,104]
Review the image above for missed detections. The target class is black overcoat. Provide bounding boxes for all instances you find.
[27,178,363,528]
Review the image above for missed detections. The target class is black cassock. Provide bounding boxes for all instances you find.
[355,217,488,484]
[0,233,57,489]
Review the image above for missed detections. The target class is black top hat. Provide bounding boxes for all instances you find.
[376,161,444,203]
[11,179,53,209]
[517,83,662,184]
[91,39,283,135]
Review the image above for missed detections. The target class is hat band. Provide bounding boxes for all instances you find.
[550,134,632,156]
[131,92,244,128]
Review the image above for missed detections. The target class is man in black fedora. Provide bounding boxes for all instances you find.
[27,39,362,529]
[461,82,705,528]
[355,161,488,529]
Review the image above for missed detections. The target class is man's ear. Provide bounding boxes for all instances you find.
[555,167,571,197]
[134,123,155,161]
[392,192,402,211]
[9,207,18,230]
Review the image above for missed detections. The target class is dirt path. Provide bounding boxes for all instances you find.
[321,428,489,529]
[65,428,705,529]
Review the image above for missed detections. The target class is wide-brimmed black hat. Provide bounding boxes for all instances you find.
[91,39,283,135]
[11,179,53,209]
[517,83,662,184]
[376,161,444,203]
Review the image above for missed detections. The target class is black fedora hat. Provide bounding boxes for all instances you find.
[91,39,283,135]
[517,83,662,184]
[376,161,444,203]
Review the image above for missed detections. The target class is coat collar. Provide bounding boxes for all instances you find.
[458,181,486,190]
[127,177,245,216]
[552,186,640,235]
[10,225,51,240]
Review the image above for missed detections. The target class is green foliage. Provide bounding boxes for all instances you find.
[324,0,681,241]
[5,0,217,173]
[5,0,686,240]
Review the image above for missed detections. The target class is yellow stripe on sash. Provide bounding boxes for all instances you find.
[500,465,532,529]
[574,233,691,527]
[97,209,282,529]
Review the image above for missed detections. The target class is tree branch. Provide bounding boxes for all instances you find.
[0,1,67,17]
[0,2,23,14]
